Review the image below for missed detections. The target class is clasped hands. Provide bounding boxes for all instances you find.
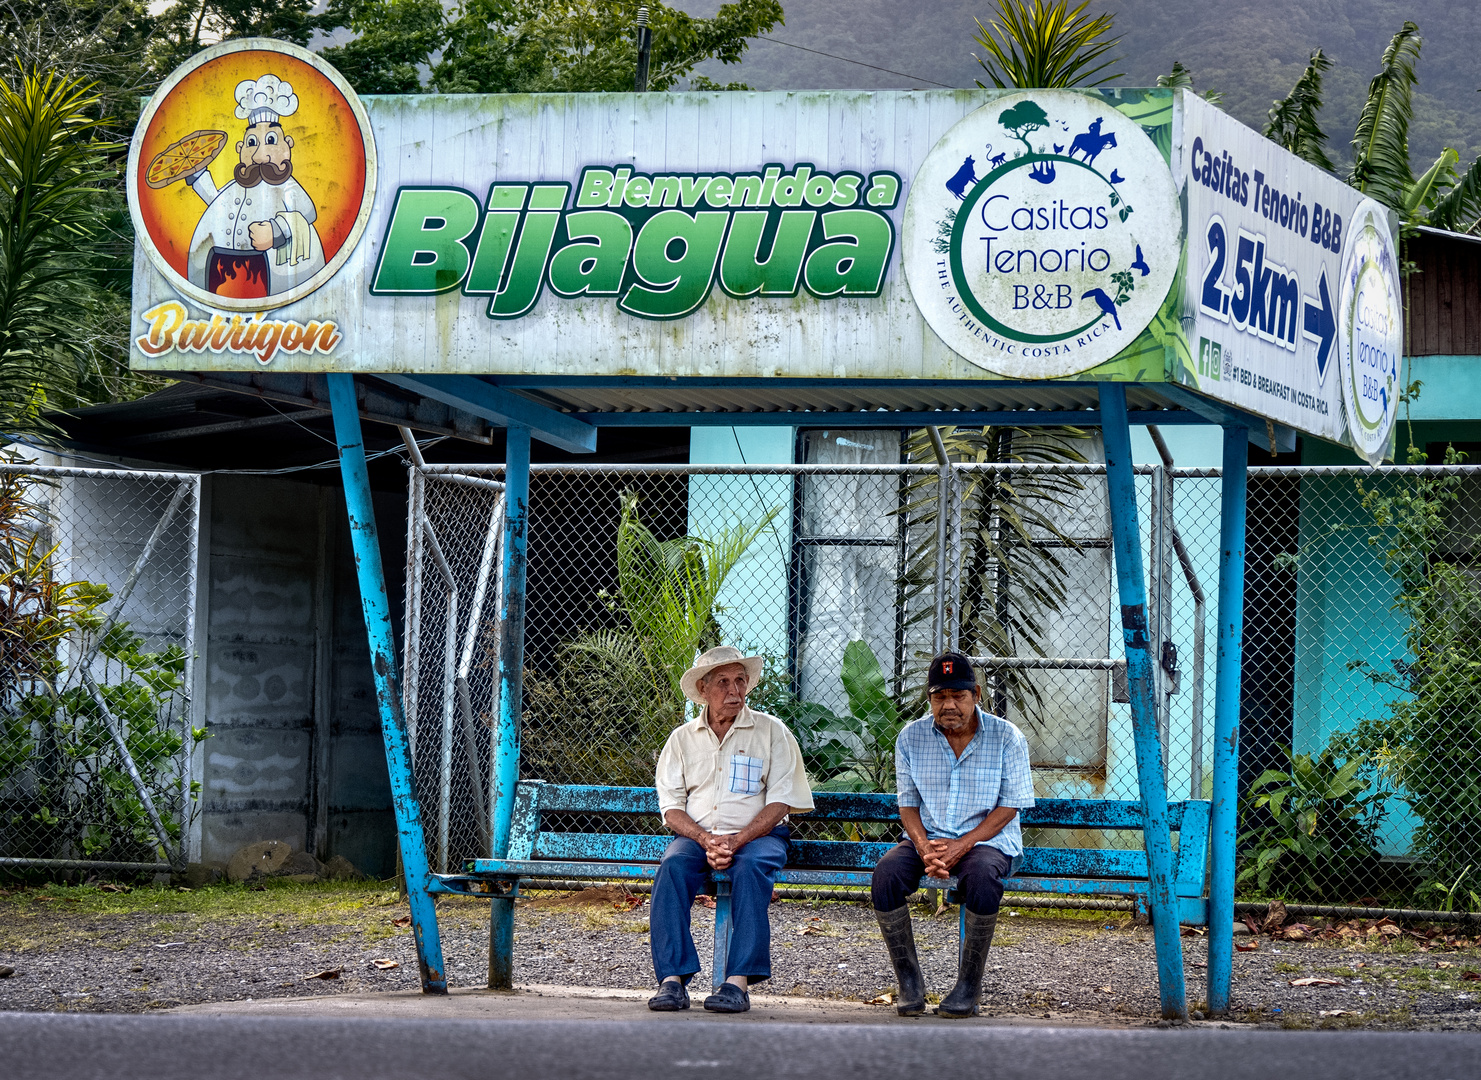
[700,831,744,870]
[919,836,971,879]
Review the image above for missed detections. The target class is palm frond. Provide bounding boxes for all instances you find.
[0,62,121,432]
[899,425,1092,725]
[1263,49,1336,174]
[972,0,1122,90]
[1426,154,1481,235]
[615,492,779,699]
[1405,148,1458,220]
[1349,22,1421,212]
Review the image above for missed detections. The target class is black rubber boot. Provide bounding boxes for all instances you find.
[937,908,998,1018]
[875,906,926,1017]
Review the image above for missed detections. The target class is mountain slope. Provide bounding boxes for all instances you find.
[689,0,1480,170]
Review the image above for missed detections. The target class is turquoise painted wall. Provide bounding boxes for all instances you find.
[687,427,795,663]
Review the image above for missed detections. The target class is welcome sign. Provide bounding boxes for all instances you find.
[128,38,1401,460]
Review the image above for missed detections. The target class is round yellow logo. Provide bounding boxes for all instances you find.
[127,38,377,313]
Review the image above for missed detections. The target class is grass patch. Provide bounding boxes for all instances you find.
[1274,962,1302,974]
[0,880,408,953]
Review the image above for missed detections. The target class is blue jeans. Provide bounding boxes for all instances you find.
[649,827,788,985]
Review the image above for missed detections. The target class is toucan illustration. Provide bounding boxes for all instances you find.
[1083,288,1122,330]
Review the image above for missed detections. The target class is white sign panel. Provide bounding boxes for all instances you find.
[902,90,1181,379]
[1175,93,1401,463]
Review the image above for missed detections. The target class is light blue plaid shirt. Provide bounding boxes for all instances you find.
[895,707,1035,858]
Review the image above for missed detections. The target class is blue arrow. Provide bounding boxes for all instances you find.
[1302,268,1336,378]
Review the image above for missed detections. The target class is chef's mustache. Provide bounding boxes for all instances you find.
[234,160,293,187]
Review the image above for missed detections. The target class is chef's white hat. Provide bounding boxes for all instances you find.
[235,74,299,125]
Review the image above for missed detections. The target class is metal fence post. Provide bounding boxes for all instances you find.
[326,373,447,994]
[490,425,531,990]
[1100,382,1188,1020]
[928,427,951,655]
[1208,426,1248,1015]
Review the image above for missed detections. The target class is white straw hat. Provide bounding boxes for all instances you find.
[679,646,764,705]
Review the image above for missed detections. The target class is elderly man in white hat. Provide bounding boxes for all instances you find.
[183,73,325,299]
[647,645,813,1014]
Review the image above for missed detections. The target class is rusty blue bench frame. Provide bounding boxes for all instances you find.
[439,781,1211,990]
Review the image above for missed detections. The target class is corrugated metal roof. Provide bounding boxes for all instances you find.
[506,379,1185,417]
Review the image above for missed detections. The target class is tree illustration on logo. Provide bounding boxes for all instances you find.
[998,101,1049,154]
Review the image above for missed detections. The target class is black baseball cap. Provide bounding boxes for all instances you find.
[927,652,977,692]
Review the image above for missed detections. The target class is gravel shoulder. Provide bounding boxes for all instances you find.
[1,880,1478,1030]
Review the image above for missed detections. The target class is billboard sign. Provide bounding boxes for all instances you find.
[127,41,1401,460]
[1174,93,1401,464]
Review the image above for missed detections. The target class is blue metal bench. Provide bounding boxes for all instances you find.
[449,781,1211,990]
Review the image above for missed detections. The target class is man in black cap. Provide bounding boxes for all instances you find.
[870,651,1034,1017]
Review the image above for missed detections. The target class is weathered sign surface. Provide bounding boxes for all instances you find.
[128,38,1401,459]
[1173,93,1401,463]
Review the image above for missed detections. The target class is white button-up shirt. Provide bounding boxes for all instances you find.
[186,172,326,294]
[655,705,814,834]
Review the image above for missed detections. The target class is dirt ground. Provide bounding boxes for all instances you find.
[0,879,1478,1030]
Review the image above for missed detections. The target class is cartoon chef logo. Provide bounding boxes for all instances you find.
[128,39,376,314]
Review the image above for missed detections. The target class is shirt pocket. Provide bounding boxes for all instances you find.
[727,754,764,795]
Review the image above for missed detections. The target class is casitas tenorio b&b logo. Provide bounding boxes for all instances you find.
[127,39,376,363]
[903,90,1180,379]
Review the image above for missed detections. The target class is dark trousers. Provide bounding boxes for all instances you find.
[870,840,1012,915]
[650,827,788,984]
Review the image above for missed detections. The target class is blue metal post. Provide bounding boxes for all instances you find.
[326,373,447,994]
[489,425,531,990]
[1100,382,1188,1020]
[1207,424,1248,1014]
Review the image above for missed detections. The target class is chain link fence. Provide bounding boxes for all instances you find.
[404,456,1481,914]
[0,463,202,876]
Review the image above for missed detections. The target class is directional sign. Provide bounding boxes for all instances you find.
[1175,93,1401,461]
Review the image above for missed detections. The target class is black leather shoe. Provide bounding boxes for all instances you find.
[648,980,690,1011]
[702,983,751,1013]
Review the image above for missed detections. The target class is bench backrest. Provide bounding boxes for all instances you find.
[506,782,1211,897]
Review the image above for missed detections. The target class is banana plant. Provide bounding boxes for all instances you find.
[610,491,780,701]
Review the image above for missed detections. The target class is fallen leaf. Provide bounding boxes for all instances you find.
[1377,923,1402,938]
[370,959,398,970]
[1462,971,1481,981]
[695,895,716,910]
[1436,961,1455,969]
[1242,915,1261,935]
[1261,900,1288,934]
[867,992,893,1005]
[1235,940,1260,952]
[1355,962,1367,969]
[0,966,13,978]
[1098,985,1114,993]
[1289,977,1343,987]
[97,883,131,893]
[391,916,412,928]
[305,968,342,980]
[1319,1010,1353,1018]
[1180,925,1206,937]
[152,942,185,949]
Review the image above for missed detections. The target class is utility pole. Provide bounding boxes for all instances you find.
[634,6,652,92]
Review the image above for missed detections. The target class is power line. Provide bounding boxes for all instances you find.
[752,37,957,89]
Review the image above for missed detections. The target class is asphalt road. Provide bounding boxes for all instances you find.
[3,1013,1480,1080]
